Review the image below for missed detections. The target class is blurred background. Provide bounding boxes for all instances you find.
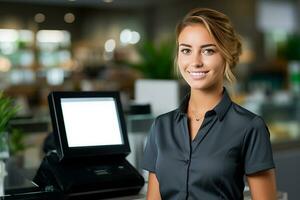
[0,0,299,199]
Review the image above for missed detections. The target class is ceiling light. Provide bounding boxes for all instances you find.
[120,29,141,45]
[120,29,132,44]
[130,31,140,44]
[34,13,45,23]
[0,29,18,42]
[37,30,70,43]
[104,39,116,52]
[64,13,75,23]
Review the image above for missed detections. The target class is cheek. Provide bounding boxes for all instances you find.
[178,64,185,76]
[177,58,188,77]
[177,55,188,69]
[209,57,225,73]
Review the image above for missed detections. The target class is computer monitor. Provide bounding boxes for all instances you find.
[48,91,130,161]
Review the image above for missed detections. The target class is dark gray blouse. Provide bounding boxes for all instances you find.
[142,88,275,200]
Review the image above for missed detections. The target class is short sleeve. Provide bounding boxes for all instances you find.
[242,116,275,175]
[142,120,158,172]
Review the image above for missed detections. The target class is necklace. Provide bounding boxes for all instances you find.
[190,109,203,122]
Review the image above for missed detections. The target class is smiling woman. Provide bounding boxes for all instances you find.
[142,8,277,200]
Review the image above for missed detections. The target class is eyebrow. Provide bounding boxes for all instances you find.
[179,43,216,48]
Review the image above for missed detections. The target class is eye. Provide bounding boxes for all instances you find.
[180,48,191,55]
[202,48,215,56]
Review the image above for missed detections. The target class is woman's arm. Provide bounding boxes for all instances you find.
[147,172,161,200]
[247,169,277,200]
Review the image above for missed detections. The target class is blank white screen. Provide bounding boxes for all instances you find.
[61,97,123,147]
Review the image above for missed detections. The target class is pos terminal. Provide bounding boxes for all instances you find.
[34,91,145,199]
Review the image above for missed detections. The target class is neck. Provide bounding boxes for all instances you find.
[189,86,223,114]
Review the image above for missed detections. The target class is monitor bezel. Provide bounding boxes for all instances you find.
[48,91,131,161]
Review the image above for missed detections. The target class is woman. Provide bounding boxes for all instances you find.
[142,8,277,200]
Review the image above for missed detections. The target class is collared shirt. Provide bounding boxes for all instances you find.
[142,88,275,200]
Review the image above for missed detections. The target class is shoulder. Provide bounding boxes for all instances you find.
[147,109,179,141]
[225,102,269,135]
[155,109,179,123]
[230,102,270,137]
[148,109,180,133]
[229,102,265,124]
[230,102,257,120]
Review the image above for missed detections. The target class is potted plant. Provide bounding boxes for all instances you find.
[128,40,183,116]
[0,92,19,196]
[131,40,176,79]
[0,92,19,160]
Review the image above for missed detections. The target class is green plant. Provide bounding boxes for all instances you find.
[0,92,19,134]
[0,92,19,159]
[130,40,176,79]
[278,34,300,60]
[9,128,27,156]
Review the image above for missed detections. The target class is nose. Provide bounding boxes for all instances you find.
[190,52,203,68]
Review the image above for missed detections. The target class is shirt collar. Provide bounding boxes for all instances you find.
[214,88,232,121]
[175,87,232,122]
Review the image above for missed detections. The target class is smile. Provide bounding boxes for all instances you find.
[188,70,209,79]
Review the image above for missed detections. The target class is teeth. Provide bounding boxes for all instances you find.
[190,72,207,76]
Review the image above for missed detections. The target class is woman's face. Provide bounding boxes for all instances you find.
[177,24,225,91]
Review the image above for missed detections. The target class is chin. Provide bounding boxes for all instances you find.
[189,81,221,92]
[189,83,210,90]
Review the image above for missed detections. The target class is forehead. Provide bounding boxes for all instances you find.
[178,24,215,45]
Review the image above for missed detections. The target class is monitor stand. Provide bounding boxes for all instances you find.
[33,152,145,199]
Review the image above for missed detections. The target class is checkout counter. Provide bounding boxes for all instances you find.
[1,91,145,200]
[1,162,146,200]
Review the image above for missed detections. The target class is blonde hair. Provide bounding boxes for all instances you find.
[174,8,242,84]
